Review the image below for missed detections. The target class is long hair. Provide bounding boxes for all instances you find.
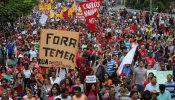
[49,83,60,96]
[85,83,98,98]
[65,78,73,87]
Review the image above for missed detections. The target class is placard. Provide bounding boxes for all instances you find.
[39,29,79,69]
[75,12,85,21]
[146,70,173,84]
[86,75,96,83]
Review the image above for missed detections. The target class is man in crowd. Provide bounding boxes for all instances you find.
[145,76,159,92]
[164,74,175,99]
[157,84,171,100]
[133,60,147,93]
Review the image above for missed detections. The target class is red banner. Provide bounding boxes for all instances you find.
[63,10,69,19]
[79,0,102,32]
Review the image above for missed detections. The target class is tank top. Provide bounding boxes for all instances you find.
[88,91,97,100]
[72,94,86,100]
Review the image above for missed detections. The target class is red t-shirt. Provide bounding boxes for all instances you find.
[76,57,86,68]
[139,49,147,58]
[148,42,155,50]
[132,24,137,32]
[0,86,4,97]
[79,66,92,80]
[145,57,155,68]
[143,79,150,90]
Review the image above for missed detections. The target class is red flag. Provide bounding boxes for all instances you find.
[79,0,102,32]
[63,10,68,19]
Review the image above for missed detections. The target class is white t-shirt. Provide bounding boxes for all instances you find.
[0,97,13,100]
[57,68,68,80]
[23,69,32,78]
[29,50,37,61]
[50,77,61,86]
[55,95,72,100]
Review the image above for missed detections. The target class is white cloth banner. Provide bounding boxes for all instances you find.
[39,14,48,26]
[117,45,138,75]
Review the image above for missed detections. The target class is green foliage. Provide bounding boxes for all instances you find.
[126,0,174,12]
[0,0,38,23]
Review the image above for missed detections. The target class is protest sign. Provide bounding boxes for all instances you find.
[75,12,85,21]
[147,70,157,76]
[39,14,48,26]
[39,29,79,69]
[79,0,102,32]
[146,70,172,84]
[157,71,172,84]
[86,75,96,83]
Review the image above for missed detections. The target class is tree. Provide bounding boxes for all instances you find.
[126,0,174,12]
[0,0,38,32]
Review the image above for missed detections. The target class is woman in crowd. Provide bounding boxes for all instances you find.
[7,54,18,68]
[130,91,139,100]
[14,72,24,96]
[48,84,61,100]
[143,72,154,90]
[102,73,113,87]
[61,77,74,94]
[41,78,52,100]
[74,78,84,93]
[0,67,6,79]
[23,88,36,100]
[23,61,32,85]
[3,68,13,83]
[84,83,99,100]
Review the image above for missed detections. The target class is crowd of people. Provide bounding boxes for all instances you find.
[0,0,175,100]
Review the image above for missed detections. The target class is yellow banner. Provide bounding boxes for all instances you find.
[39,3,52,11]
[68,4,75,17]
[59,7,67,19]
[39,29,79,69]
[50,10,55,18]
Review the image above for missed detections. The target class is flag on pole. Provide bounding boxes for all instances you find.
[79,0,102,32]
[117,45,138,75]
[63,10,69,19]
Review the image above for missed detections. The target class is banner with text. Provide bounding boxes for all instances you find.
[79,0,102,32]
[75,12,85,21]
[147,70,173,84]
[39,29,79,69]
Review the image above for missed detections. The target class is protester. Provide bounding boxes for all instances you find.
[157,84,171,100]
[164,74,175,99]
[145,76,159,92]
[133,60,147,93]
[0,0,174,99]
[55,88,72,100]
[72,86,88,100]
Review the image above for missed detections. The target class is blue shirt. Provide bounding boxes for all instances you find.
[164,81,175,99]
[106,60,117,76]
[123,67,133,77]
[144,83,160,92]
[157,90,171,100]
[7,43,14,54]
[124,41,130,48]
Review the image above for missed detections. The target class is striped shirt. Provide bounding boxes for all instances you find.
[117,92,131,100]
[112,50,122,57]
[106,60,117,76]
[164,81,175,99]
